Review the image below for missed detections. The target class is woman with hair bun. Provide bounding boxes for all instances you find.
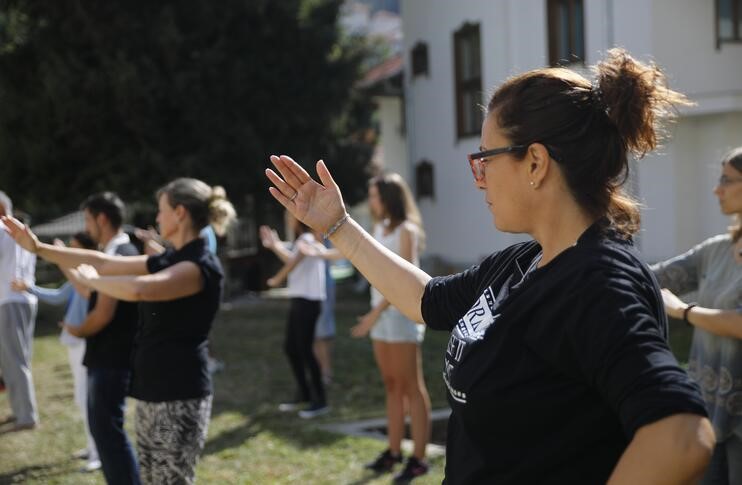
[265,48,715,483]
[2,177,236,485]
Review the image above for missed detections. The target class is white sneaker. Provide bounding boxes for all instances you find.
[82,459,102,472]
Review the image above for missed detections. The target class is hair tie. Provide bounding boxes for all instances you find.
[590,85,611,118]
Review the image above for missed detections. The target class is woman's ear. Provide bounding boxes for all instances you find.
[526,143,551,189]
[175,204,187,222]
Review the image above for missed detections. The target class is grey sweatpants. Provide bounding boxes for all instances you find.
[0,301,38,425]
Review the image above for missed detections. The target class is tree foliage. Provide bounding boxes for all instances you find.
[0,0,376,221]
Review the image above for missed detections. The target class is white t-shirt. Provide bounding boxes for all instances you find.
[0,222,37,305]
[287,233,326,301]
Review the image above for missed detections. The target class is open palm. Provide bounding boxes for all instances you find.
[0,215,39,253]
[265,155,346,234]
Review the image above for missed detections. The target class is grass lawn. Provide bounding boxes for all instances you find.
[0,292,450,485]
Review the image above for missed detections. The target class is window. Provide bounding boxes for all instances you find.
[547,0,585,66]
[411,42,429,77]
[415,160,434,199]
[453,23,483,139]
[717,0,742,47]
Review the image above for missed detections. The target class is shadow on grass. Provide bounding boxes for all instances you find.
[202,418,261,456]
[0,460,70,485]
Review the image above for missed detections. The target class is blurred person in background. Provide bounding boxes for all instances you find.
[261,213,328,419]
[651,147,742,484]
[12,231,101,472]
[0,190,38,434]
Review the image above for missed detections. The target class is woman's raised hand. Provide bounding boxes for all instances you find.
[265,155,346,234]
[0,216,40,254]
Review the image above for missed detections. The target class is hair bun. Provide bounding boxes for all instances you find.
[594,48,692,158]
[210,185,227,202]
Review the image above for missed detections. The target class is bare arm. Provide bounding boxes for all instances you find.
[661,289,742,339]
[686,308,742,339]
[65,294,117,338]
[297,239,344,261]
[607,413,714,484]
[260,225,293,264]
[70,261,204,302]
[351,223,419,337]
[61,267,92,299]
[1,216,149,275]
[267,253,304,287]
[134,227,166,256]
[265,156,430,323]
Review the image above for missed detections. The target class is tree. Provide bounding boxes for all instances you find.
[0,0,376,222]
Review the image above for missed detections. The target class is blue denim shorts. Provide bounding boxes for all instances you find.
[369,307,424,344]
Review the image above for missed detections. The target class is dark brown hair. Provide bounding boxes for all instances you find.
[370,172,426,251]
[723,147,742,242]
[81,192,126,230]
[487,48,692,237]
[71,231,96,250]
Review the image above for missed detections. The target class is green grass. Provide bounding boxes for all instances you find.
[0,293,450,485]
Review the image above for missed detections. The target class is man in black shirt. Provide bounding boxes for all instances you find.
[64,192,140,485]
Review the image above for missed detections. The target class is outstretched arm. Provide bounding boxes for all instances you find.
[661,289,742,339]
[1,216,149,276]
[260,225,293,264]
[297,239,344,261]
[265,155,430,322]
[266,253,304,288]
[65,294,117,338]
[69,261,204,302]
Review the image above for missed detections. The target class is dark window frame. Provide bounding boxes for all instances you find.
[453,22,483,140]
[547,0,585,66]
[415,159,435,200]
[411,41,429,77]
[716,0,742,48]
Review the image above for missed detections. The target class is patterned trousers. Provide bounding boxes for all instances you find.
[135,395,212,485]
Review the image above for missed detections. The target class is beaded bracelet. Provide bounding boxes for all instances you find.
[323,213,349,240]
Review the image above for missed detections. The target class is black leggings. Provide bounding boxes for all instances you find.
[284,298,325,405]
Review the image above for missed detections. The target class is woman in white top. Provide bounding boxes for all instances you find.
[350,173,432,481]
[261,214,327,419]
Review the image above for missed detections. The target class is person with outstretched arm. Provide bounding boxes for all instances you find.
[264,48,715,484]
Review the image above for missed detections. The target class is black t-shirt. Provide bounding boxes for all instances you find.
[83,242,140,369]
[129,237,223,402]
[421,221,707,485]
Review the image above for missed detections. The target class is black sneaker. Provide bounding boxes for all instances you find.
[393,456,429,483]
[364,449,403,473]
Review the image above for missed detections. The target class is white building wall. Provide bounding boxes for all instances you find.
[403,0,537,266]
[375,96,409,179]
[401,0,742,267]
[639,113,742,262]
